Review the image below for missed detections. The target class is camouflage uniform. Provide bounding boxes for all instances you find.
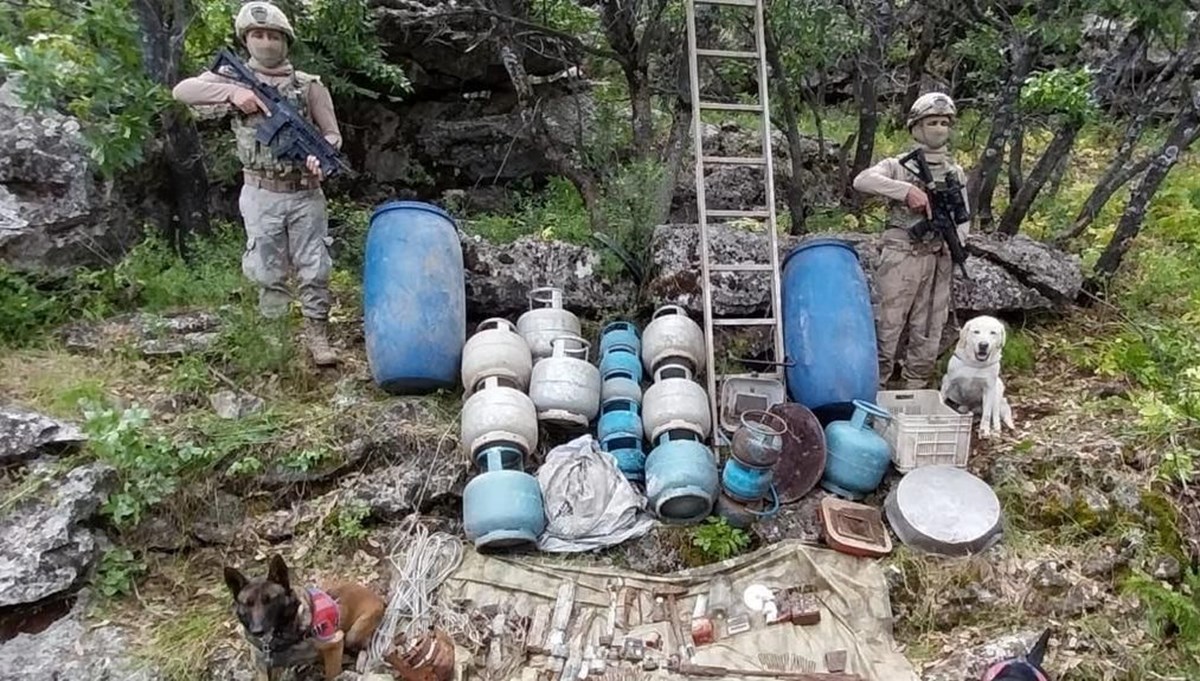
[852,93,970,389]
[172,1,340,366]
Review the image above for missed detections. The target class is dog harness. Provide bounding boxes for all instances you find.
[980,660,1049,681]
[307,587,340,642]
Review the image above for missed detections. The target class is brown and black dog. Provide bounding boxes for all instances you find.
[223,553,386,681]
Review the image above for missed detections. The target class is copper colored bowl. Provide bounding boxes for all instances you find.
[767,402,827,504]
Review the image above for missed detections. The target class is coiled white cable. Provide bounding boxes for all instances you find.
[364,517,464,670]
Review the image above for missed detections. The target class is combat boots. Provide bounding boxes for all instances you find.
[303,318,338,366]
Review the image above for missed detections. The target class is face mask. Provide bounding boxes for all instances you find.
[912,118,951,149]
[246,33,288,69]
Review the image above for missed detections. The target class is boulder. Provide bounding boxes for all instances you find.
[0,81,134,272]
[461,232,638,320]
[0,462,117,608]
[0,406,85,467]
[670,123,846,223]
[0,596,156,681]
[59,311,222,357]
[646,224,1082,317]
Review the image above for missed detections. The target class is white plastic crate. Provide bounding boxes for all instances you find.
[873,389,972,473]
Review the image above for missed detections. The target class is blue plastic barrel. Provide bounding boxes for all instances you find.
[363,201,465,394]
[781,238,879,424]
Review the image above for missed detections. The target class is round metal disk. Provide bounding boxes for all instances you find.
[884,465,1003,556]
[768,403,827,504]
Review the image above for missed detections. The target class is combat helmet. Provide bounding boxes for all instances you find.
[235,1,296,43]
[907,92,956,129]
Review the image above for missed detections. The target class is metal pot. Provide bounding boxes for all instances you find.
[731,410,788,468]
[460,376,539,457]
[528,336,601,427]
[517,287,582,361]
[643,364,711,441]
[461,318,533,394]
[641,305,705,375]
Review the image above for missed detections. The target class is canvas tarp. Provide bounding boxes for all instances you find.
[440,539,919,681]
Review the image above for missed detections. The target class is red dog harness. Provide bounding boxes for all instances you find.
[981,661,1049,681]
[307,587,341,642]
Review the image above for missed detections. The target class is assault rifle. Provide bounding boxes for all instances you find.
[209,48,351,179]
[898,148,970,279]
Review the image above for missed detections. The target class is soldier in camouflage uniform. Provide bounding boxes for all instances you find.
[852,93,970,389]
[172,1,341,366]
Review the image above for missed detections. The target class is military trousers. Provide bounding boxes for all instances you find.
[873,230,952,389]
[239,184,333,321]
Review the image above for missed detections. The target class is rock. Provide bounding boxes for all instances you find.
[670,124,845,223]
[125,515,191,553]
[461,232,638,320]
[0,81,135,273]
[1081,546,1124,579]
[1150,555,1182,582]
[754,494,825,545]
[208,390,265,420]
[0,406,85,467]
[0,462,117,607]
[646,225,1080,318]
[921,630,1048,681]
[967,234,1084,303]
[1023,561,1105,617]
[0,595,156,680]
[1029,560,1072,594]
[61,311,221,357]
[190,491,247,546]
[611,527,686,575]
[338,457,467,522]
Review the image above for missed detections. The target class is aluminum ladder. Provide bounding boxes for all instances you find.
[683,0,786,448]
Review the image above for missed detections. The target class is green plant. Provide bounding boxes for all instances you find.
[82,399,212,528]
[328,499,370,542]
[1124,568,1200,662]
[690,517,751,562]
[96,547,146,599]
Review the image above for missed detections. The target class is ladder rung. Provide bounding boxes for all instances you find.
[696,48,758,59]
[711,263,774,272]
[695,0,757,6]
[699,101,762,112]
[706,209,771,219]
[701,155,766,166]
[713,318,777,327]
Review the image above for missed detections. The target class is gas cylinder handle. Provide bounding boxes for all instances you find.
[551,335,590,361]
[528,286,564,309]
[476,317,517,334]
[652,304,688,320]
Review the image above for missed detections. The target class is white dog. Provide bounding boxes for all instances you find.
[940,315,1016,438]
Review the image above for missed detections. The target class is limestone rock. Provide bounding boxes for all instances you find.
[0,81,134,272]
[0,463,117,608]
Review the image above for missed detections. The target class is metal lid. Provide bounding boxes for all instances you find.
[885,465,1003,555]
[768,403,827,503]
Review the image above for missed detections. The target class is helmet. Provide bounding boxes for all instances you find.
[907,92,957,129]
[235,1,295,43]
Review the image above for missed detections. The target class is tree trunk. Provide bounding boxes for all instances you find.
[1043,146,1071,200]
[971,38,1036,231]
[1007,119,1023,201]
[846,0,889,207]
[764,23,810,234]
[899,8,937,127]
[627,69,654,158]
[1089,109,1200,287]
[132,0,211,250]
[1056,155,1154,244]
[997,118,1081,236]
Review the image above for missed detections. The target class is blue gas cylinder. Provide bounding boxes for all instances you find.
[820,400,893,500]
[600,433,646,482]
[599,348,644,384]
[644,431,719,524]
[782,238,878,423]
[597,398,642,442]
[462,469,546,550]
[363,201,465,394]
[599,321,641,355]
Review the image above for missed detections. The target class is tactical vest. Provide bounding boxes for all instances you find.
[887,155,957,232]
[231,70,319,178]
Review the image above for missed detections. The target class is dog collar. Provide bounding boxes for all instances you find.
[981,660,1049,681]
[307,587,341,642]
